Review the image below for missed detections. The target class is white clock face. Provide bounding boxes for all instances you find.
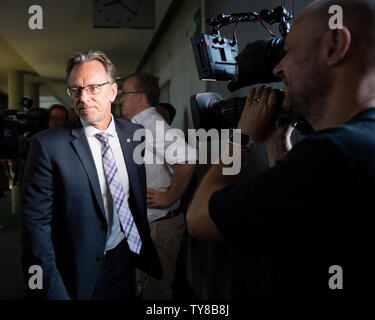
[94,0,141,27]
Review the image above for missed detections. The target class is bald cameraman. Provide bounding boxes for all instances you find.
[187,0,375,296]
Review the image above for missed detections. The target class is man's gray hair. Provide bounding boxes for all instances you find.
[66,50,117,83]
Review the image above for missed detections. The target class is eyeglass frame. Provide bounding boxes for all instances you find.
[118,91,143,99]
[66,81,111,97]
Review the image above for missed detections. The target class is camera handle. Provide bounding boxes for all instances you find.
[207,6,293,38]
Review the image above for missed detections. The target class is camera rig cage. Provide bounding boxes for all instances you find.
[191,6,293,82]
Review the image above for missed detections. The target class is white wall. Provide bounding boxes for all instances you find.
[141,0,207,133]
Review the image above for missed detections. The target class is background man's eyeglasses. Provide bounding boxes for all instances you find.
[66,82,110,97]
[118,91,142,99]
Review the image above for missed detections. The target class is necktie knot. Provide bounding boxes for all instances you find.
[95,132,109,144]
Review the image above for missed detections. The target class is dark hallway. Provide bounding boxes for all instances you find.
[0,199,24,300]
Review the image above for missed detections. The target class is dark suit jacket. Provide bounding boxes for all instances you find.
[21,117,162,300]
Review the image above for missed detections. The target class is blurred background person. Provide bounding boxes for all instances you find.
[121,72,196,299]
[155,101,198,299]
[48,104,69,128]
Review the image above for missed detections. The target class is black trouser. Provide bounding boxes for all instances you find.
[92,239,136,300]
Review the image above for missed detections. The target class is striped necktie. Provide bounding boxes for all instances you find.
[95,132,142,254]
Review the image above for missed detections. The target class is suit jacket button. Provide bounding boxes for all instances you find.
[96,255,105,263]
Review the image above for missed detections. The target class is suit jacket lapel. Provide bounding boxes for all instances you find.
[115,119,147,223]
[115,119,142,196]
[115,118,162,280]
[70,119,106,220]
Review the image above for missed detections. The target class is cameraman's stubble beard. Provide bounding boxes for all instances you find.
[282,53,331,128]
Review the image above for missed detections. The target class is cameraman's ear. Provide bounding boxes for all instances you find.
[324,26,351,66]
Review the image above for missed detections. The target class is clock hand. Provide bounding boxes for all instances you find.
[104,0,121,7]
[119,2,137,16]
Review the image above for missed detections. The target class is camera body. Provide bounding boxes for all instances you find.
[191,33,239,81]
[0,98,48,160]
[191,6,292,91]
[189,6,312,135]
[0,113,19,159]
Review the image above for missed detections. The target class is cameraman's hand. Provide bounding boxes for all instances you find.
[237,86,283,143]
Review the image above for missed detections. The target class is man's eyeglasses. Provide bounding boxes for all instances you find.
[66,82,110,97]
[118,91,142,99]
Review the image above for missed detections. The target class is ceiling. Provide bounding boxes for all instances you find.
[0,0,172,107]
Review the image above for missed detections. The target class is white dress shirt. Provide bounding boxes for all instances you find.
[80,115,129,251]
[131,107,197,222]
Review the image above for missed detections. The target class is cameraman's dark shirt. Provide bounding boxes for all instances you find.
[209,108,375,298]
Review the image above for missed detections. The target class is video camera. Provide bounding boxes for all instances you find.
[191,6,291,91]
[0,97,48,160]
[190,6,311,135]
[0,98,49,193]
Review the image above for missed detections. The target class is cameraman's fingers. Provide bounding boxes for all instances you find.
[259,87,272,105]
[246,87,256,106]
[253,86,265,101]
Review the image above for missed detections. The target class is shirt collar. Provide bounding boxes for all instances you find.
[80,114,117,137]
[131,106,155,124]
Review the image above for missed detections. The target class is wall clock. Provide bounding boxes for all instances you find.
[93,0,142,28]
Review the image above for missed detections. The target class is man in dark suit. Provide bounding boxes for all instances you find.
[21,50,162,300]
